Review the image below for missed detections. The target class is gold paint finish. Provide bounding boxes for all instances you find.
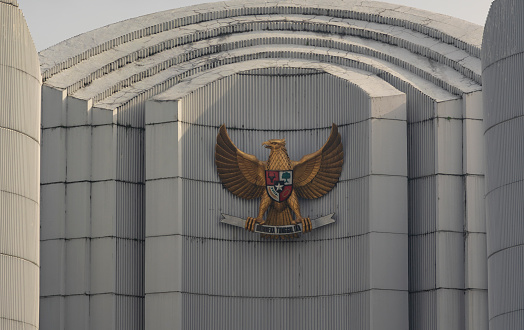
[215,124,343,237]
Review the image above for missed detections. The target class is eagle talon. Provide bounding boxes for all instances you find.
[245,217,257,232]
[297,217,312,233]
[245,217,265,232]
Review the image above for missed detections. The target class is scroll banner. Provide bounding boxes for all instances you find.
[221,213,335,235]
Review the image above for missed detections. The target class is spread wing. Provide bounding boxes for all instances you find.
[292,124,343,199]
[215,124,266,199]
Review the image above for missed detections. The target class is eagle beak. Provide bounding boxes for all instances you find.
[262,141,270,148]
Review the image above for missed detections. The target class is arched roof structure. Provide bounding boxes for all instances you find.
[39,0,482,126]
[38,1,487,329]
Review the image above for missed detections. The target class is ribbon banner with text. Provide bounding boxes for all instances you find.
[221,213,335,235]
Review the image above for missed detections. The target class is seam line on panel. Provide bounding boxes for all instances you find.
[0,316,37,328]
[489,307,524,322]
[408,173,484,181]
[408,173,466,181]
[408,230,465,237]
[42,123,143,130]
[41,179,144,186]
[0,253,39,268]
[487,243,524,259]
[0,189,38,204]
[484,111,524,134]
[0,62,41,83]
[409,288,466,293]
[485,178,524,197]
[144,287,407,299]
[41,237,144,243]
[145,118,406,129]
[145,231,407,243]
[40,293,144,298]
[0,126,40,144]
[146,173,406,184]
[0,2,19,8]
[408,116,483,125]
[482,50,524,72]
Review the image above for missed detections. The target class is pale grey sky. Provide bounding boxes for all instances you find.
[17,0,493,51]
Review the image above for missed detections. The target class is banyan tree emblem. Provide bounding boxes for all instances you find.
[215,124,343,238]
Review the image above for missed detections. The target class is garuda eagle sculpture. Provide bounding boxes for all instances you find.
[215,124,343,235]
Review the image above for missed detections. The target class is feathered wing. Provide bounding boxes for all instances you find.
[292,124,344,199]
[215,125,266,199]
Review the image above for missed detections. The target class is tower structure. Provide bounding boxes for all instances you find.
[0,0,41,329]
[482,0,524,328]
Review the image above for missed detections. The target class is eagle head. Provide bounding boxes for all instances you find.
[262,138,286,150]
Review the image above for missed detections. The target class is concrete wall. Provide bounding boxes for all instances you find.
[145,66,408,329]
[0,1,41,329]
[482,0,524,328]
[39,88,144,330]
[37,1,486,329]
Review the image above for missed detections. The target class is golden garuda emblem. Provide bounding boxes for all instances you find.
[215,124,343,238]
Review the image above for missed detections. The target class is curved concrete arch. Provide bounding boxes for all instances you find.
[155,59,402,107]
[48,29,477,102]
[39,0,482,80]
[43,14,480,102]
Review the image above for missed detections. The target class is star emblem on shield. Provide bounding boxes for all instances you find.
[265,170,293,202]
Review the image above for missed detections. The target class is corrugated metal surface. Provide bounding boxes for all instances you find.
[168,235,371,296]
[0,191,39,263]
[487,246,524,319]
[0,3,40,82]
[181,71,370,129]
[483,2,524,328]
[0,66,41,141]
[0,2,40,329]
[408,119,436,178]
[181,290,372,330]
[0,129,40,201]
[0,255,39,328]
[489,311,524,330]
[485,182,524,255]
[410,289,465,330]
[145,290,372,330]
[116,295,144,330]
[143,69,408,330]
[484,116,524,194]
[483,54,524,131]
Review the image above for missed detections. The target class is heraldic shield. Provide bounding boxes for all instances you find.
[265,170,293,202]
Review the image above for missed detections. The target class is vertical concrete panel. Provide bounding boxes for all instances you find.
[0,1,41,329]
[483,1,524,328]
[145,70,408,329]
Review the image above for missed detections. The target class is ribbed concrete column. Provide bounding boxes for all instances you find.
[0,1,42,329]
[482,0,524,329]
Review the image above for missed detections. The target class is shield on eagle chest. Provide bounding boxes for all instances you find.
[265,170,293,202]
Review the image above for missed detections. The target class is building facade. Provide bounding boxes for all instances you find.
[37,1,487,329]
[1,0,523,329]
